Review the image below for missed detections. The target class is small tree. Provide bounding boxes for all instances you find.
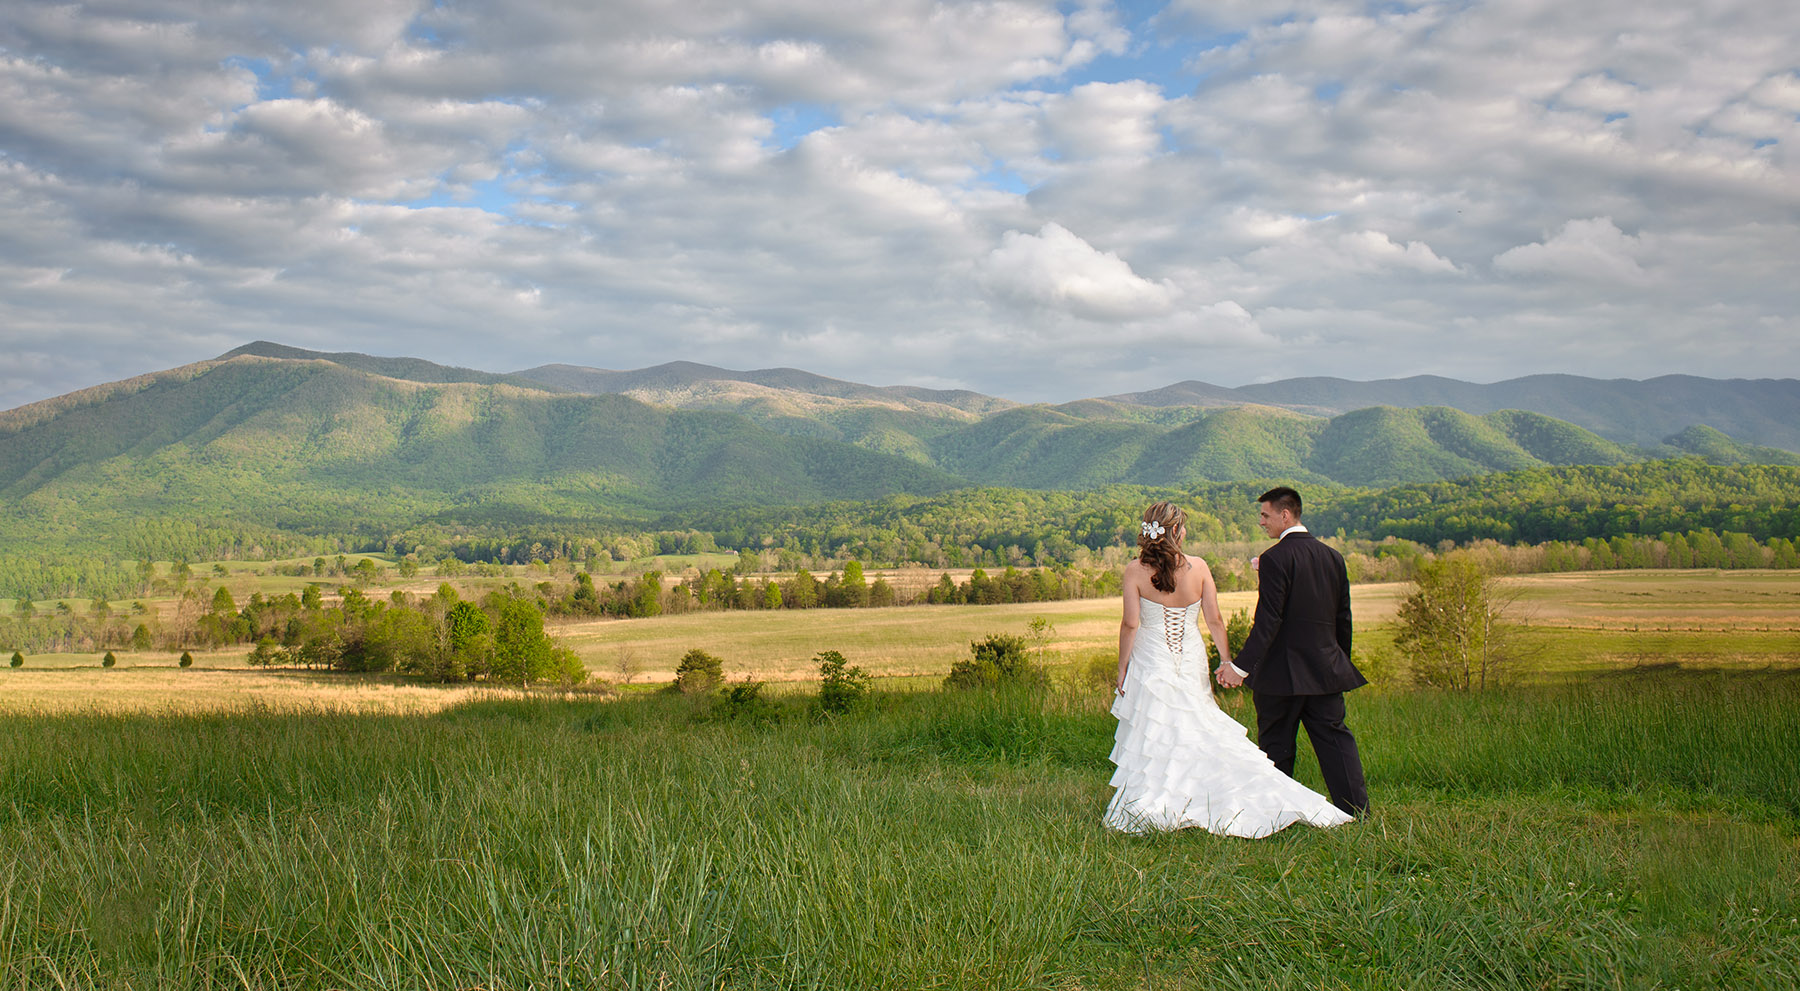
[131,623,154,651]
[1395,556,1528,690]
[839,561,869,607]
[247,637,279,667]
[816,650,872,714]
[673,648,724,694]
[179,651,193,668]
[8,651,21,668]
[613,646,643,685]
[629,572,664,618]
[102,651,117,668]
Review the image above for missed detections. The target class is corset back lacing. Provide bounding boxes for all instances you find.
[1160,602,1186,655]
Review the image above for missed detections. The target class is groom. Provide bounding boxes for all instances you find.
[1216,486,1369,816]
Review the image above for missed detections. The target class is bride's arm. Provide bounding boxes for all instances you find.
[1116,564,1141,692]
[1198,561,1234,671]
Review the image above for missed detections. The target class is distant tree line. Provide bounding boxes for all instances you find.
[3,460,1797,602]
[237,583,584,685]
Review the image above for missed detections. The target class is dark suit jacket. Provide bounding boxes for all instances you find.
[1234,531,1367,696]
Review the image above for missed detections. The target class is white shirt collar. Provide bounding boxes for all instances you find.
[1278,523,1309,539]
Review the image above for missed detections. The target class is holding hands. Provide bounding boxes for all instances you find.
[1215,663,1244,689]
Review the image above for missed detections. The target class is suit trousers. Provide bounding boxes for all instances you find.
[1252,691,1369,816]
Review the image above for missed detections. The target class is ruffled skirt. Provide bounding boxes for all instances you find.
[1105,646,1352,838]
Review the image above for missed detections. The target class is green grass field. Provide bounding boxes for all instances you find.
[2,671,1796,989]
[3,571,1798,987]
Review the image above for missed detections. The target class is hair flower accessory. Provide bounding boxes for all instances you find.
[1140,521,1166,539]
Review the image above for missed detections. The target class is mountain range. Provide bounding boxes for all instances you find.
[494,352,1800,454]
[1,342,1795,553]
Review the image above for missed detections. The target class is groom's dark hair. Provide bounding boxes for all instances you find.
[1258,486,1302,517]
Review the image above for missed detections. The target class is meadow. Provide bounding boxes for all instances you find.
[2,673,1797,989]
[3,571,1797,988]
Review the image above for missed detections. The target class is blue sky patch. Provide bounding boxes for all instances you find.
[765,104,839,150]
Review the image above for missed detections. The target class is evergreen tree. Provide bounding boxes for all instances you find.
[571,572,600,614]
[102,651,116,668]
[629,572,664,618]
[840,561,869,607]
[131,624,153,650]
[179,651,194,668]
[790,569,819,608]
[8,651,20,668]
[673,648,725,694]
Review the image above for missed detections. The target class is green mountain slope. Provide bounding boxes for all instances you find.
[926,404,1637,489]
[1110,373,1800,452]
[0,356,964,549]
[6,346,1796,569]
[1662,425,1800,466]
[222,341,549,389]
[1483,410,1636,465]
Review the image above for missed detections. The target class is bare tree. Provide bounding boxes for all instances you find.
[613,646,643,685]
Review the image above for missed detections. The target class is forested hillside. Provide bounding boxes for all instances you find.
[1108,373,1800,451]
[3,345,1798,600]
[0,355,959,552]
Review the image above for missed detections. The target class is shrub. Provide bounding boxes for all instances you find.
[1080,650,1118,691]
[1354,643,1402,689]
[179,651,193,668]
[1206,608,1253,671]
[672,648,724,694]
[713,678,781,725]
[944,634,1046,690]
[8,651,20,668]
[102,651,117,668]
[816,650,872,715]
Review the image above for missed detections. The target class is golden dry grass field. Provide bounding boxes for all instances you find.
[5,570,1798,714]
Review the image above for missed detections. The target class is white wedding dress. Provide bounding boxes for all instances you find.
[1104,598,1354,837]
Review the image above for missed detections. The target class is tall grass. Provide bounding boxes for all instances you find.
[2,675,1796,989]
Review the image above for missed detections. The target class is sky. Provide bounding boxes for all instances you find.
[1,0,1797,411]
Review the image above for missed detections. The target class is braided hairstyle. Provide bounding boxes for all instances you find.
[1137,501,1188,593]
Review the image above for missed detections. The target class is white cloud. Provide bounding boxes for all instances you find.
[1494,217,1652,286]
[0,0,1796,409]
[981,223,1176,322]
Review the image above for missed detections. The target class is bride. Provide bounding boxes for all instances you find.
[1104,501,1353,837]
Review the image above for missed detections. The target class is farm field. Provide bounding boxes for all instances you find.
[7,570,1799,713]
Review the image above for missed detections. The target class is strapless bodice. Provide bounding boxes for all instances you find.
[1139,598,1201,658]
